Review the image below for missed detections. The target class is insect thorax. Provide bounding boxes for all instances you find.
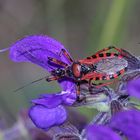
[66,62,96,80]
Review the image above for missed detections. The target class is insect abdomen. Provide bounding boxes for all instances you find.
[93,67,127,81]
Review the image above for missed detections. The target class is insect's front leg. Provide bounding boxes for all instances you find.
[48,57,68,67]
[46,75,59,82]
[59,49,74,63]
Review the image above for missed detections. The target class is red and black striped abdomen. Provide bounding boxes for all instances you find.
[93,67,127,81]
[81,56,128,81]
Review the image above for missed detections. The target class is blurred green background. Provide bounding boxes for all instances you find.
[0,0,140,139]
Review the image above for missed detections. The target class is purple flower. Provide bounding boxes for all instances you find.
[29,81,76,129]
[8,35,77,92]
[9,35,71,72]
[110,109,140,140]
[7,35,77,130]
[32,84,76,108]
[86,125,121,140]
[85,110,140,140]
[9,35,75,89]
[29,105,67,130]
[127,77,140,99]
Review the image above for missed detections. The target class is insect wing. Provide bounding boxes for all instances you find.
[9,35,72,72]
[94,57,128,75]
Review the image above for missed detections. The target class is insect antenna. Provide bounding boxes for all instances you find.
[0,47,10,53]
[14,76,48,92]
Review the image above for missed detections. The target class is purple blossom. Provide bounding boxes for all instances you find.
[9,35,71,72]
[7,35,140,140]
[29,105,67,130]
[85,110,140,140]
[32,85,76,108]
[7,35,77,130]
[127,77,140,99]
[8,35,75,89]
[30,81,76,129]
[110,109,140,140]
[86,125,121,140]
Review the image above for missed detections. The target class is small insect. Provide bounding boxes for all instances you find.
[47,46,128,95]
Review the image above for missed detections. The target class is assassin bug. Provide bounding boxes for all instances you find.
[47,46,128,95]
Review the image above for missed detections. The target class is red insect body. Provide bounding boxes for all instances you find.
[78,52,125,81]
[47,46,128,95]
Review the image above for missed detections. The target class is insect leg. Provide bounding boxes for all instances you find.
[76,82,80,95]
[111,48,133,58]
[59,49,74,63]
[48,57,68,67]
[76,82,87,102]
[88,78,93,93]
[95,46,123,55]
[76,82,81,101]
[119,48,138,59]
[46,76,59,82]
[110,100,123,115]
[92,80,117,88]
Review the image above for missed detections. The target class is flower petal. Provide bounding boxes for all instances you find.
[34,91,76,108]
[110,110,140,140]
[61,91,77,105]
[58,78,75,91]
[9,35,72,71]
[86,125,121,140]
[127,78,140,99]
[58,78,77,102]
[29,105,67,130]
[32,94,62,108]
[9,35,77,100]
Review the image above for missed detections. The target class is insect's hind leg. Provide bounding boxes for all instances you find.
[48,57,68,67]
[95,46,123,55]
[88,78,93,93]
[119,48,137,58]
[59,49,74,63]
[92,80,117,89]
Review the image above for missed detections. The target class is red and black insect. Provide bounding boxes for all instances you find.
[46,46,128,95]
